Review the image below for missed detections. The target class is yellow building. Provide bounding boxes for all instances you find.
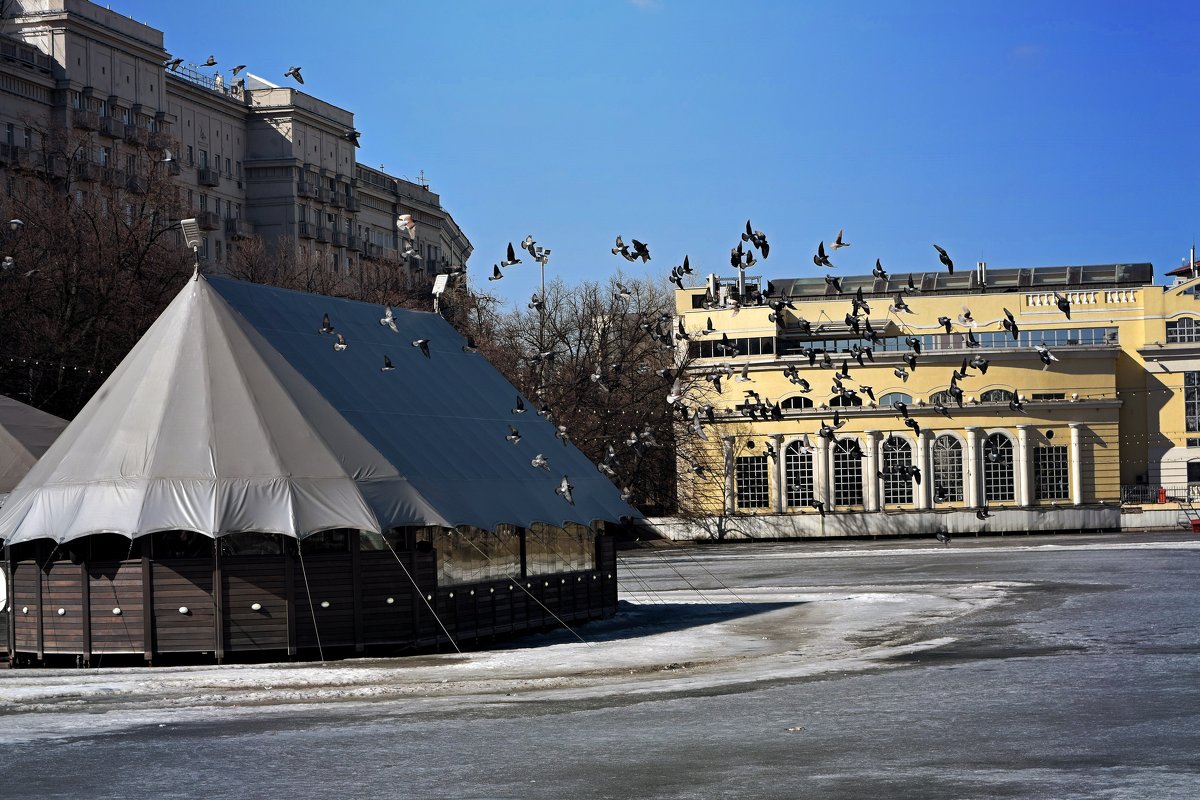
[670,261,1200,537]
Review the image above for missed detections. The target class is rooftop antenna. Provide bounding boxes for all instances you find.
[179,217,202,277]
[416,169,429,189]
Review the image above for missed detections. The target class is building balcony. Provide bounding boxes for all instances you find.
[99,116,123,138]
[147,132,175,152]
[72,109,100,130]
[330,192,346,208]
[316,187,332,204]
[197,167,221,187]
[101,167,125,186]
[125,175,149,194]
[45,155,68,178]
[123,124,149,146]
[346,233,359,251]
[297,180,318,199]
[360,241,378,260]
[297,221,316,239]
[73,160,101,181]
[225,218,253,240]
[345,194,360,212]
[315,226,330,243]
[196,211,221,231]
[166,160,181,176]
[331,230,346,247]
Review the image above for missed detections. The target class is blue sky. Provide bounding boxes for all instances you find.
[118,0,1200,309]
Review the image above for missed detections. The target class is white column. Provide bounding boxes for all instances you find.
[816,435,831,506]
[723,437,735,515]
[964,427,980,507]
[771,434,785,513]
[863,430,880,511]
[915,430,931,509]
[1070,423,1084,505]
[1016,424,1032,506]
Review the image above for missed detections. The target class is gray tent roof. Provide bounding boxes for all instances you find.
[0,275,638,544]
[0,395,68,496]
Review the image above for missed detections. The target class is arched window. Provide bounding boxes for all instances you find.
[879,392,912,406]
[780,396,814,411]
[1167,317,1200,343]
[784,441,814,508]
[829,393,863,407]
[881,436,913,505]
[983,432,1015,502]
[929,390,952,406]
[832,438,864,507]
[980,388,1015,404]
[932,435,964,502]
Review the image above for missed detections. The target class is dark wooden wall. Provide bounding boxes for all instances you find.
[5,532,619,664]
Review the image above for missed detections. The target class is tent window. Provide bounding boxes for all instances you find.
[300,529,352,554]
[526,523,593,576]
[220,532,285,556]
[436,526,522,585]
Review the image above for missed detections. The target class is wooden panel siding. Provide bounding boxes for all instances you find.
[41,563,85,654]
[88,560,144,653]
[222,557,288,652]
[360,552,419,647]
[295,554,355,649]
[152,559,215,653]
[12,561,39,651]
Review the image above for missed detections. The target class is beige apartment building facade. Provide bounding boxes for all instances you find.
[0,0,470,277]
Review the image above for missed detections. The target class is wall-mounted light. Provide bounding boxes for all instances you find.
[112,607,122,615]
[179,606,190,614]
[320,600,330,608]
[250,602,262,611]
[386,597,395,605]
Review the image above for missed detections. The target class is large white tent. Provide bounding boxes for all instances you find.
[0,275,638,544]
[0,394,68,500]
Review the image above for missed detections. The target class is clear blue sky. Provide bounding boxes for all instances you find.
[116,0,1200,309]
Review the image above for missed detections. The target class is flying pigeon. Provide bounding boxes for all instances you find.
[630,239,651,262]
[1002,308,1019,340]
[319,313,335,335]
[1037,343,1059,370]
[1054,291,1071,319]
[813,241,833,268]
[381,355,395,372]
[933,244,954,273]
[810,499,826,517]
[872,259,888,280]
[380,306,398,332]
[976,506,992,520]
[556,475,575,505]
[489,264,504,281]
[959,305,975,326]
[231,64,246,75]
[333,333,348,352]
[164,57,183,70]
[397,214,417,237]
[890,293,911,313]
[937,316,953,334]
[512,395,526,414]
[506,425,521,444]
[832,229,849,249]
[411,338,431,358]
[531,453,550,471]
[500,242,521,268]
[935,531,951,546]
[284,66,304,84]
[904,417,921,436]
[342,129,361,147]
[203,55,217,67]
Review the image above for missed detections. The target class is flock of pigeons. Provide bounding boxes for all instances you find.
[665,224,1077,531]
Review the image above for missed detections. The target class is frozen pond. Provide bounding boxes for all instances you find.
[2,533,1198,799]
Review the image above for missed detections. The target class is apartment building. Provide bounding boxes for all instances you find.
[0,0,470,277]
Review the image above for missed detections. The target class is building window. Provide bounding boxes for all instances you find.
[689,336,776,359]
[97,146,110,166]
[735,455,770,509]
[4,123,12,145]
[780,396,814,411]
[186,145,194,165]
[829,393,863,407]
[199,149,208,169]
[784,442,814,508]
[1186,372,1200,433]
[832,439,864,507]
[1034,445,1069,501]
[981,389,1015,404]
[879,392,912,406]
[932,435,964,502]
[983,432,1015,502]
[881,436,914,505]
[1167,318,1200,343]
[23,127,31,148]
[1030,393,1065,401]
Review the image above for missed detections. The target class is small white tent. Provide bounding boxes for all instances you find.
[0,275,638,544]
[0,394,68,500]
